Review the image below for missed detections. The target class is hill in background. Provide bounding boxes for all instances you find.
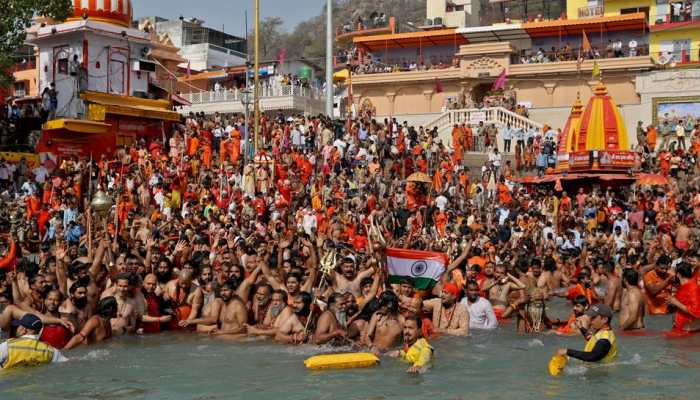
[250,0,425,67]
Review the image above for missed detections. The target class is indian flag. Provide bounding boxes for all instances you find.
[386,248,448,290]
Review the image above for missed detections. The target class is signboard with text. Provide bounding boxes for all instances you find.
[598,151,637,168]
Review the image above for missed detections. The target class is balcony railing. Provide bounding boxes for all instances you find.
[181,83,323,105]
[514,44,649,64]
[578,5,605,19]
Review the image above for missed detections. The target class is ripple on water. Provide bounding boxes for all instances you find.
[75,349,110,361]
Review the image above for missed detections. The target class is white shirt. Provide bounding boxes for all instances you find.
[0,334,67,367]
[460,297,498,330]
[33,166,48,184]
[435,195,448,211]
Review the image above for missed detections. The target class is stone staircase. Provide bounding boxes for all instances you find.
[425,106,545,148]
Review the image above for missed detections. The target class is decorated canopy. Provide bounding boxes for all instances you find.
[574,83,629,152]
[68,0,134,28]
[555,94,583,172]
[558,82,636,172]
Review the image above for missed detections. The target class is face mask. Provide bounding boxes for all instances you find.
[468,294,478,302]
[72,296,88,309]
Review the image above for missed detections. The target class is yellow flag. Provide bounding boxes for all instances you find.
[592,60,600,79]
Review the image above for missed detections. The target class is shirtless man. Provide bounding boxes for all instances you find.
[363,291,403,351]
[64,296,118,350]
[483,264,525,319]
[603,262,622,312]
[40,290,73,349]
[313,292,347,345]
[675,219,691,253]
[397,279,422,317]
[330,256,375,297]
[59,281,90,331]
[209,279,248,338]
[247,283,272,326]
[100,273,136,335]
[275,291,312,344]
[163,270,203,329]
[247,290,294,337]
[423,283,470,336]
[619,268,645,330]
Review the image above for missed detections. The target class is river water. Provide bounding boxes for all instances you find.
[2,298,700,400]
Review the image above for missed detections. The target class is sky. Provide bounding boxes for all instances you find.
[133,0,327,37]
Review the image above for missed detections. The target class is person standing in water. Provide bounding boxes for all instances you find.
[388,315,432,374]
[555,304,617,363]
[0,314,67,369]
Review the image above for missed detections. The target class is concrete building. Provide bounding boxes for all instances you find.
[144,17,246,71]
[343,0,700,147]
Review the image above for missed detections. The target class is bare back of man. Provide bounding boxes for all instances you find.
[620,286,645,330]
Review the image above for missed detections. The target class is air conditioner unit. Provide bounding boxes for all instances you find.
[133,59,156,73]
[434,17,443,26]
[424,18,433,26]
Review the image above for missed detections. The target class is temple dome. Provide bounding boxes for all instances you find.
[573,83,630,152]
[555,94,584,172]
[68,0,133,28]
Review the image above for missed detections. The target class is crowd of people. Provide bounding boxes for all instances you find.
[1,107,700,372]
[518,40,648,65]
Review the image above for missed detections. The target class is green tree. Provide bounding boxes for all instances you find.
[248,16,285,61]
[0,0,72,87]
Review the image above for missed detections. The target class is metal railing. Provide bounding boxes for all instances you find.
[425,107,544,151]
[181,84,324,105]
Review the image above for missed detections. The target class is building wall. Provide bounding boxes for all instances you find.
[13,68,39,97]
[650,29,700,62]
[37,28,151,117]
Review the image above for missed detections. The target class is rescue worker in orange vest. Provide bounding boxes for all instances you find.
[0,314,67,369]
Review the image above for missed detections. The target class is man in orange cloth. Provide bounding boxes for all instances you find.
[452,124,463,165]
[643,255,676,315]
[667,262,700,335]
[646,124,657,152]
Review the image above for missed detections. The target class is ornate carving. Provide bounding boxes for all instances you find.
[465,57,503,73]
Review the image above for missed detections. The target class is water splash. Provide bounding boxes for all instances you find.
[527,339,544,348]
[564,364,588,376]
[76,349,110,361]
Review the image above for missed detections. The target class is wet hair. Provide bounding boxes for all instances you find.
[295,291,312,316]
[676,262,693,279]
[470,265,481,273]
[464,279,479,288]
[378,290,399,314]
[272,289,288,304]
[357,298,380,321]
[97,296,118,318]
[69,281,88,295]
[255,283,273,296]
[327,292,344,308]
[572,295,589,307]
[221,278,240,292]
[656,255,671,266]
[115,272,132,284]
[404,314,423,333]
[622,268,639,286]
[360,277,375,288]
[543,257,557,272]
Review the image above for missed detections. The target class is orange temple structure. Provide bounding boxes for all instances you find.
[518,81,640,188]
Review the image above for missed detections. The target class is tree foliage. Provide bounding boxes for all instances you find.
[0,0,73,88]
[247,0,425,67]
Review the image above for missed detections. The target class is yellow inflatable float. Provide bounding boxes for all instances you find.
[304,352,379,370]
[548,354,568,377]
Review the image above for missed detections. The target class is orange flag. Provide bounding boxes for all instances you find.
[582,31,592,52]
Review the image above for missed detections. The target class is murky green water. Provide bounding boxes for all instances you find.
[2,299,700,400]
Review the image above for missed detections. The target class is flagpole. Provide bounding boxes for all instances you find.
[254,0,260,153]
